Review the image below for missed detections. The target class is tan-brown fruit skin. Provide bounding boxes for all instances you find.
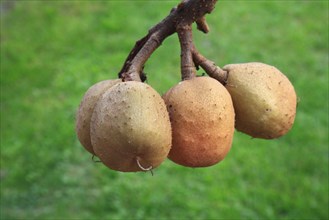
[91,81,172,172]
[223,62,297,139]
[163,77,235,167]
[75,79,121,155]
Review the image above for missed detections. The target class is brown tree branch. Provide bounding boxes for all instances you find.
[118,0,218,82]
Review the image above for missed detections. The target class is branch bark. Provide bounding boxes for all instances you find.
[118,0,218,82]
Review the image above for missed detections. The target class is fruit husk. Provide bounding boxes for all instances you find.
[76,79,121,155]
[91,81,172,172]
[163,77,235,167]
[223,62,297,139]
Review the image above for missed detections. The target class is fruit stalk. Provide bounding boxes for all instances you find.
[177,25,196,80]
[192,47,228,84]
[176,26,228,82]
[118,0,218,82]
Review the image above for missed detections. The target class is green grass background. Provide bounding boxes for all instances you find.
[1,1,328,219]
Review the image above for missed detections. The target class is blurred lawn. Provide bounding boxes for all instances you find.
[1,1,328,220]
